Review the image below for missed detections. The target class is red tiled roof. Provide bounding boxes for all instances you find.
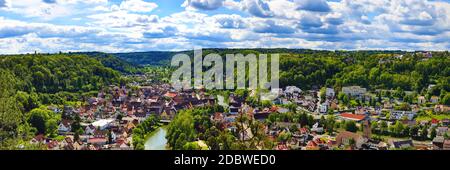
[431,118,440,124]
[340,113,366,121]
[164,92,178,98]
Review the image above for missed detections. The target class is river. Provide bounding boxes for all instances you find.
[144,127,168,150]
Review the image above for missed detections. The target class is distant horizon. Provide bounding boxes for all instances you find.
[0,48,449,56]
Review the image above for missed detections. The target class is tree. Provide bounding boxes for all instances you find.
[392,121,405,137]
[299,112,308,127]
[28,110,47,134]
[183,142,202,150]
[421,126,429,140]
[71,114,82,133]
[45,119,58,138]
[166,109,196,150]
[277,131,292,143]
[0,69,22,147]
[345,121,358,132]
[442,93,450,105]
[320,87,326,102]
[380,121,388,135]
[410,125,419,139]
[326,115,336,134]
[371,121,379,134]
[74,130,80,142]
[27,108,59,135]
[319,115,326,126]
[430,127,437,140]
[307,115,314,127]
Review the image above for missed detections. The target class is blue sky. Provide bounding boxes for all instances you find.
[0,0,449,54]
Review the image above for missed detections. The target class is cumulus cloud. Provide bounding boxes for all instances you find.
[241,0,274,18]
[117,0,158,13]
[299,14,323,28]
[88,11,159,28]
[295,0,330,12]
[213,14,247,29]
[182,0,224,10]
[253,20,296,34]
[143,26,178,38]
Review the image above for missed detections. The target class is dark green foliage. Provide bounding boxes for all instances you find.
[71,52,141,74]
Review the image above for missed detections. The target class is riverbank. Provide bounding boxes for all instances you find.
[144,126,168,150]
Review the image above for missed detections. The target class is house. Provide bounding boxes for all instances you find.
[444,140,450,150]
[432,136,445,150]
[319,102,328,114]
[339,113,367,122]
[47,140,60,150]
[58,120,71,134]
[335,131,365,149]
[443,119,450,126]
[434,105,450,113]
[91,119,114,130]
[418,96,426,104]
[212,112,225,122]
[390,110,416,120]
[326,88,335,98]
[430,96,439,104]
[62,136,74,150]
[437,127,448,136]
[341,86,367,97]
[390,139,414,149]
[85,125,96,135]
[30,134,46,145]
[285,86,302,97]
[88,138,107,146]
[431,119,440,127]
[310,123,324,134]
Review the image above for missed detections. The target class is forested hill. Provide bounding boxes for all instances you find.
[68,52,141,74]
[0,54,122,94]
[109,48,408,66]
[113,51,180,66]
[108,49,448,94]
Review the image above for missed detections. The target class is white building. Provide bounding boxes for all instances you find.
[91,119,114,130]
[342,86,367,97]
[390,110,416,120]
[319,102,328,114]
[58,122,71,133]
[285,86,302,96]
[326,88,335,98]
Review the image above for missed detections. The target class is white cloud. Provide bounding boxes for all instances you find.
[88,11,159,28]
[117,0,158,13]
[182,0,224,10]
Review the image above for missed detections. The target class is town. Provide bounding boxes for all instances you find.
[28,80,450,150]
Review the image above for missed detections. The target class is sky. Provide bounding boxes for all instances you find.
[0,0,449,54]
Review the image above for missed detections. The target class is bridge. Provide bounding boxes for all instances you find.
[160,119,171,124]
